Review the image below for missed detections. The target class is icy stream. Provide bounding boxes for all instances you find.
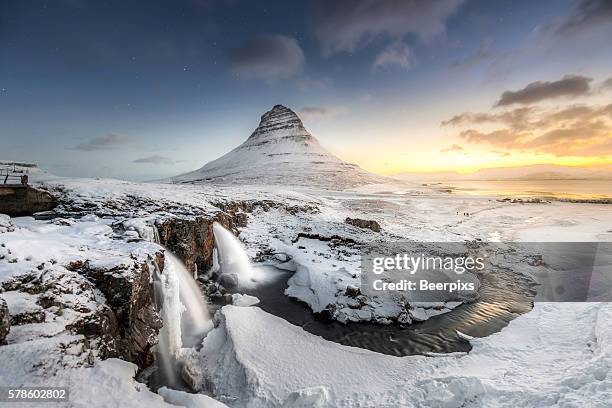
[215,263,536,356]
[209,223,536,355]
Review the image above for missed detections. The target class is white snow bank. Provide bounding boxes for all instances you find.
[67,359,170,408]
[158,387,229,408]
[189,303,612,407]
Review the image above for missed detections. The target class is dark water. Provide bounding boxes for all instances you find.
[220,264,536,356]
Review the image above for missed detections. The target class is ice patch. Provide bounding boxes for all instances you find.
[232,294,260,307]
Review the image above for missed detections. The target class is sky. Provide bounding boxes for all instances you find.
[1,0,611,180]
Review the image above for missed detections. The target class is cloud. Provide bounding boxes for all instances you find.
[551,0,612,36]
[228,35,305,82]
[601,76,612,90]
[459,129,523,149]
[442,107,534,129]
[299,106,349,120]
[440,144,464,153]
[372,41,415,71]
[75,134,129,151]
[495,75,592,107]
[449,39,492,69]
[445,101,612,157]
[312,0,464,55]
[133,155,181,165]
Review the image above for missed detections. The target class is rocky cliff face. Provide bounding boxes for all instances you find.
[157,213,236,274]
[169,105,386,189]
[0,185,58,216]
[66,255,164,367]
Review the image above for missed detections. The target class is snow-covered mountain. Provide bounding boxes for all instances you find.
[169,105,386,188]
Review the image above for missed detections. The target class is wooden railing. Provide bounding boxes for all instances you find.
[0,166,29,185]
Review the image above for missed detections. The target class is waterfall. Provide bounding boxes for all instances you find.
[152,258,182,386]
[212,222,254,287]
[152,250,212,387]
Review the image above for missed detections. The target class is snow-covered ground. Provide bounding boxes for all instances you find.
[1,174,612,407]
[189,302,612,407]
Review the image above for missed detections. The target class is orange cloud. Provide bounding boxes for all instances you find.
[444,95,612,157]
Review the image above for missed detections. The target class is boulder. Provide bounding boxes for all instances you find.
[344,284,361,298]
[345,217,381,232]
[219,273,239,289]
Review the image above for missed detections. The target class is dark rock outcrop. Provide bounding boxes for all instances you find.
[345,285,361,298]
[345,217,381,232]
[0,185,58,216]
[0,298,9,344]
[10,309,45,325]
[157,213,236,274]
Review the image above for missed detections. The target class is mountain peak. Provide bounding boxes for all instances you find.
[247,105,306,145]
[170,105,386,188]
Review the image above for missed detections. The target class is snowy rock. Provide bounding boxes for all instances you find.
[397,312,412,325]
[219,273,239,288]
[2,290,45,325]
[274,252,290,262]
[408,307,429,322]
[231,294,260,307]
[0,214,14,233]
[121,218,160,243]
[344,217,381,232]
[344,284,361,298]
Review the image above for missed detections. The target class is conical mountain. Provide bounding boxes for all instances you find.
[170,105,385,188]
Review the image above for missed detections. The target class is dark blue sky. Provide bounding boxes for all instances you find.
[1,0,611,179]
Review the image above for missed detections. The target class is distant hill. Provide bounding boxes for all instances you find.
[393,164,612,181]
